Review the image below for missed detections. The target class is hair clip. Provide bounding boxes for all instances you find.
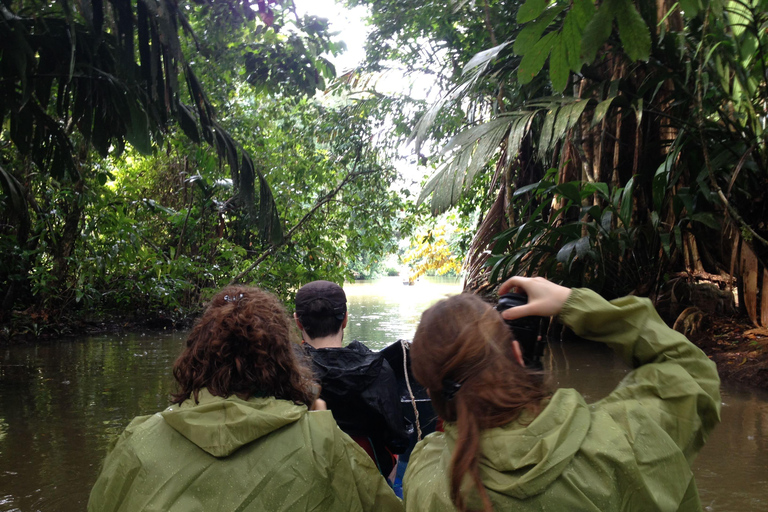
[224,293,244,303]
[441,377,463,401]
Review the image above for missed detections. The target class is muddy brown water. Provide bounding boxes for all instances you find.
[1,277,766,511]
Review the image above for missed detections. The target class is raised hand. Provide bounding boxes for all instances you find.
[498,276,572,321]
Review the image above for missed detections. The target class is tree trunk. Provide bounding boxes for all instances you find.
[50,179,85,298]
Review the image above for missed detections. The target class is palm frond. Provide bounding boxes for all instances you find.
[410,41,511,153]
[418,96,590,214]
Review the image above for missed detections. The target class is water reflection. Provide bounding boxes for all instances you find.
[344,276,462,349]
[0,331,186,512]
[0,278,767,511]
[695,387,768,511]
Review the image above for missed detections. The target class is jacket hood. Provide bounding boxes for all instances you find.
[160,389,307,457]
[445,388,591,503]
[304,340,383,395]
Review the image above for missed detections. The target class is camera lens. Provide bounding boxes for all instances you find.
[496,293,543,370]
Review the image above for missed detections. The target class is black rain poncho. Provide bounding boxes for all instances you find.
[305,340,409,475]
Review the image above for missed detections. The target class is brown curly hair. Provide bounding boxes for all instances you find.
[171,286,317,407]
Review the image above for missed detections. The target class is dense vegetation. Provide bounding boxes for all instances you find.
[0,0,416,337]
[2,0,768,339]
[351,0,768,328]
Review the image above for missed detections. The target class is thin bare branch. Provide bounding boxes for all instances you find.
[228,149,366,285]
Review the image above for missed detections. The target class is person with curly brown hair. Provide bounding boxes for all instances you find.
[403,276,721,512]
[88,285,402,512]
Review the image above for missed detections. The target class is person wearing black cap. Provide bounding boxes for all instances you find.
[294,280,409,479]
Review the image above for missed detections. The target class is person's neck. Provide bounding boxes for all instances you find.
[305,332,344,349]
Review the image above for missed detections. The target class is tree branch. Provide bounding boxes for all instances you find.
[227,149,368,285]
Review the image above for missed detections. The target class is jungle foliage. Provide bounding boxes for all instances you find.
[0,0,408,337]
[7,0,768,337]
[355,0,768,326]
[401,221,466,284]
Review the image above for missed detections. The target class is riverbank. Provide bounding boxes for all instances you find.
[689,314,768,389]
[0,309,196,345]
[4,299,768,391]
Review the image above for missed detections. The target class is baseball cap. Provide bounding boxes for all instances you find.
[295,280,347,320]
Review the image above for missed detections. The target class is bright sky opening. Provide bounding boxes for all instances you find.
[292,0,443,194]
[293,0,370,72]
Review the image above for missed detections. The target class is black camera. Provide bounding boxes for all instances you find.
[495,293,545,370]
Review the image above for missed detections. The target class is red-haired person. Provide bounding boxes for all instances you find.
[88,286,402,512]
[404,276,721,512]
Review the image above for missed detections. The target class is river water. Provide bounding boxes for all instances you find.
[1,276,767,511]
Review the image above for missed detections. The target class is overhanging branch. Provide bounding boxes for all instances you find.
[227,149,369,285]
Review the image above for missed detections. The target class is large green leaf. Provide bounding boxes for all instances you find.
[678,0,702,17]
[254,159,284,245]
[550,101,571,148]
[571,0,596,30]
[549,34,569,92]
[126,101,152,155]
[614,0,651,62]
[690,212,721,230]
[556,236,591,263]
[549,98,589,146]
[419,156,460,215]
[538,106,558,158]
[513,181,540,197]
[411,81,472,153]
[591,95,616,126]
[555,181,582,204]
[561,0,594,70]
[518,31,557,84]
[580,0,616,63]
[464,121,512,190]
[567,99,591,129]
[419,113,525,214]
[430,150,474,214]
[618,176,635,227]
[517,0,549,23]
[727,0,752,38]
[561,9,583,71]
[513,5,566,56]
[583,181,610,199]
[507,110,539,156]
[177,103,201,144]
[579,0,650,64]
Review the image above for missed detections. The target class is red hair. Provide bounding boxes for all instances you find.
[172,286,316,407]
[411,293,550,512]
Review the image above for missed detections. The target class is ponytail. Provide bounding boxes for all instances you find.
[411,293,550,512]
[450,394,494,512]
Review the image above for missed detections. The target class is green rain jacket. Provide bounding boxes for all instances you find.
[88,389,403,512]
[403,288,721,512]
